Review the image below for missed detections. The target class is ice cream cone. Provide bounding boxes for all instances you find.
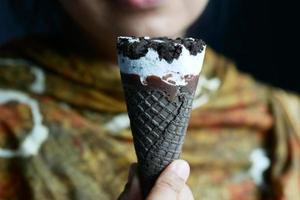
[117,36,206,196]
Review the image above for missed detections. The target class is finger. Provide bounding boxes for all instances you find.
[128,163,138,182]
[117,186,128,200]
[146,160,190,200]
[178,184,194,200]
[127,172,143,199]
[117,163,138,200]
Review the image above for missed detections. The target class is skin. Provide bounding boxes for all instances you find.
[58,1,209,198]
[118,160,194,200]
[59,0,209,61]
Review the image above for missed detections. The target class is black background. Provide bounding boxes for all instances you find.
[188,0,299,93]
[1,0,299,93]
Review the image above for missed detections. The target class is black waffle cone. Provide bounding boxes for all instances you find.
[122,76,197,197]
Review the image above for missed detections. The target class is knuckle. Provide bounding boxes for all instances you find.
[156,172,185,194]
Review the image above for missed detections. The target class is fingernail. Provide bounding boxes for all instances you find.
[170,160,190,181]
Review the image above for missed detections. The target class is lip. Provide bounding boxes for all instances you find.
[117,0,167,10]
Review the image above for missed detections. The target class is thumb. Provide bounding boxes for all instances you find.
[146,160,190,200]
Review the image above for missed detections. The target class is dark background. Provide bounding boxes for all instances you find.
[0,0,298,93]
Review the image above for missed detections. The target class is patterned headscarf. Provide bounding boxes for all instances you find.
[0,38,300,199]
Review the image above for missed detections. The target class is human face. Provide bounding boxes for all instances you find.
[59,0,208,59]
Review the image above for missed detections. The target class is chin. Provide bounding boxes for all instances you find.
[118,26,184,38]
[116,15,188,38]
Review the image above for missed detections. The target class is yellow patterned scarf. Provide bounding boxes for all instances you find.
[0,37,300,199]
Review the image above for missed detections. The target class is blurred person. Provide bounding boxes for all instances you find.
[0,0,299,199]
